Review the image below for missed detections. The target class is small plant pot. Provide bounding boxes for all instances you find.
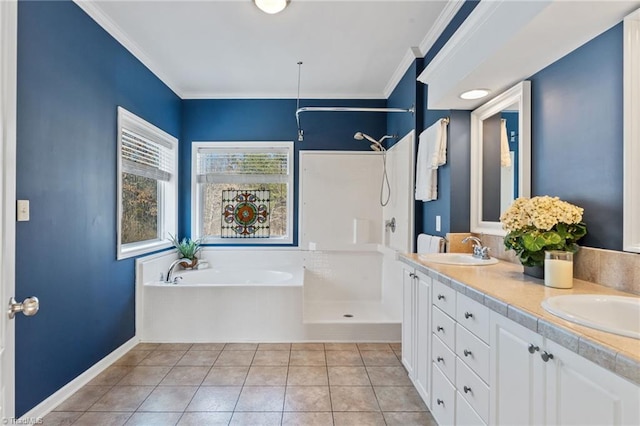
[179,257,198,269]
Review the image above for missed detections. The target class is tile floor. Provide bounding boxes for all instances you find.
[43,342,437,426]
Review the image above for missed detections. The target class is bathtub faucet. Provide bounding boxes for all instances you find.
[166,258,189,283]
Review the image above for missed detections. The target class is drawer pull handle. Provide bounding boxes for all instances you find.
[463,386,472,394]
[437,326,444,332]
[464,312,473,319]
[463,349,472,357]
[437,294,445,301]
[541,351,554,362]
[528,344,540,354]
[409,273,416,278]
[437,399,444,406]
[436,356,444,363]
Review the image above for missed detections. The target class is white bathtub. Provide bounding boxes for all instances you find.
[146,266,302,287]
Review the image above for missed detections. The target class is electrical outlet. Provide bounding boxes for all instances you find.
[17,200,30,221]
[436,215,441,232]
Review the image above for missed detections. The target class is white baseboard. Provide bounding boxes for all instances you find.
[19,336,139,421]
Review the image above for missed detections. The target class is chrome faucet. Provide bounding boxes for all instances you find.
[462,236,491,260]
[166,258,189,283]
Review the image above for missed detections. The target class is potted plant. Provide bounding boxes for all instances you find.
[169,234,202,269]
[500,196,587,278]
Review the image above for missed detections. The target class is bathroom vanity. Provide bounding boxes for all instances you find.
[399,254,640,426]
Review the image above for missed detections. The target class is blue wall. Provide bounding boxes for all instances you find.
[179,99,387,240]
[16,1,181,415]
[529,23,623,249]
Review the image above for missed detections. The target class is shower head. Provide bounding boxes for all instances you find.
[353,132,377,144]
[354,132,396,152]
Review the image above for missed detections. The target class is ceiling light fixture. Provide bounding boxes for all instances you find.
[459,89,490,100]
[254,0,289,14]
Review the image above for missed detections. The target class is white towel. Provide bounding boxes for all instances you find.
[415,119,448,201]
[429,236,445,253]
[417,234,445,254]
[500,119,512,168]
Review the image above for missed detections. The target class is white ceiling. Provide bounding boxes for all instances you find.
[76,0,461,99]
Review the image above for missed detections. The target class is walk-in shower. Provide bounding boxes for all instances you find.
[354,132,395,206]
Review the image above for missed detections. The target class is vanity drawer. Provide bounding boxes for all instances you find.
[456,390,486,426]
[432,362,456,426]
[432,306,456,350]
[433,279,457,318]
[456,357,490,424]
[456,292,490,343]
[456,323,490,383]
[432,333,456,383]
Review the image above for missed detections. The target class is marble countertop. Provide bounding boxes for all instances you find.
[399,253,640,386]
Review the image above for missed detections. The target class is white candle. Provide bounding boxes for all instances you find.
[545,258,573,289]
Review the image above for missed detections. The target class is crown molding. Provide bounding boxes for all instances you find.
[181,92,387,100]
[73,0,184,98]
[418,0,465,56]
[382,47,421,99]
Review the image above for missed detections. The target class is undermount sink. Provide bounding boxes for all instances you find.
[542,295,640,339]
[417,253,499,266]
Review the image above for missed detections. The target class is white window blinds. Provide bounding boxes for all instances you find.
[196,147,290,184]
[121,128,174,182]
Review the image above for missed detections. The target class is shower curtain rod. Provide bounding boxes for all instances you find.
[295,105,415,141]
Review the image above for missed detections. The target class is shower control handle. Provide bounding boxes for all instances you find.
[385,217,396,233]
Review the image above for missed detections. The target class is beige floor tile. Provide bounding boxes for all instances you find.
[328,366,370,386]
[124,411,182,425]
[284,386,331,412]
[113,351,151,366]
[160,366,210,386]
[41,411,83,426]
[281,411,333,426]
[326,350,363,366]
[252,350,290,366]
[224,343,258,351]
[330,386,380,412]
[177,412,232,425]
[258,343,291,351]
[176,350,220,366]
[53,385,111,411]
[287,366,328,386]
[245,366,288,386]
[357,343,392,351]
[137,386,198,412]
[88,366,133,386]
[117,366,171,386]
[215,350,255,366]
[291,343,325,351]
[366,366,412,386]
[333,411,386,426]
[189,343,226,351]
[138,350,187,366]
[230,411,282,425]
[185,386,242,412]
[235,386,286,411]
[324,343,358,351]
[389,343,402,351]
[73,411,132,426]
[202,366,249,385]
[360,350,402,366]
[290,351,326,366]
[89,386,154,411]
[157,343,193,351]
[383,411,438,425]
[133,343,160,351]
[374,386,427,411]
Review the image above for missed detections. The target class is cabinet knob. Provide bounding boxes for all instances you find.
[464,312,473,319]
[463,349,472,357]
[437,399,444,406]
[437,294,445,301]
[528,344,540,354]
[409,273,416,278]
[541,351,554,362]
[463,386,472,394]
[437,326,444,332]
[437,356,444,363]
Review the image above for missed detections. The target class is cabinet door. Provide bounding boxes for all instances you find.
[545,340,640,426]
[401,266,415,376]
[490,312,544,426]
[414,271,431,404]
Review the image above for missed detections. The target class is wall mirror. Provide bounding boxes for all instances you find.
[623,9,640,253]
[470,81,531,236]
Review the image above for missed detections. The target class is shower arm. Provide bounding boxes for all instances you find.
[295,105,415,141]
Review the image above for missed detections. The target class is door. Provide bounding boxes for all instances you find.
[1,0,18,419]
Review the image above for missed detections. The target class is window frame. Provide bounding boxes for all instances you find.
[117,106,178,259]
[191,141,294,245]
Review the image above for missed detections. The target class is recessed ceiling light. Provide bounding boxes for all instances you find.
[459,89,490,100]
[254,0,289,14]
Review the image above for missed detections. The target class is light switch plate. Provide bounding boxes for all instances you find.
[17,200,29,221]
[436,215,441,232]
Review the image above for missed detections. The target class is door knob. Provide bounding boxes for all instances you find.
[8,296,39,319]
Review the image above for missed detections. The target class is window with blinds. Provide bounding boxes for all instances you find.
[192,142,293,244]
[117,107,178,259]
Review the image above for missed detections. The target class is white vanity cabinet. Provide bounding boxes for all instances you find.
[401,264,432,404]
[490,311,640,426]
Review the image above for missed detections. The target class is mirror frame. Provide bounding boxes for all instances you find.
[470,81,531,236]
[624,9,640,253]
